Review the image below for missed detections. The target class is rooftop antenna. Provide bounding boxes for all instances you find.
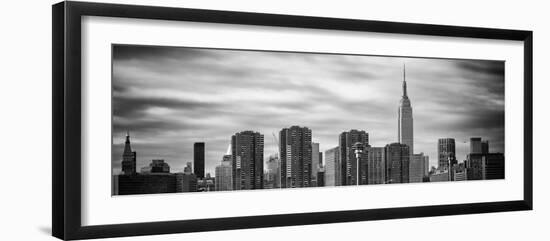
[402,63,408,97]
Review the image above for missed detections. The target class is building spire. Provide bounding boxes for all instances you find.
[125,130,130,143]
[402,64,407,97]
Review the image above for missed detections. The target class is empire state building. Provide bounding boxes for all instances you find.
[398,65,413,155]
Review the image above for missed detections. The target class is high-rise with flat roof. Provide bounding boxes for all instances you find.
[385,143,410,184]
[232,131,264,190]
[352,142,368,185]
[339,130,369,185]
[311,143,320,187]
[194,142,205,179]
[215,155,232,191]
[365,146,385,184]
[470,137,482,154]
[280,126,312,188]
[409,153,426,183]
[324,147,340,186]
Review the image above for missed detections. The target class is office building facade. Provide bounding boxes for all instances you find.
[339,129,369,185]
[470,137,482,154]
[215,155,233,191]
[324,146,340,186]
[194,142,205,179]
[385,143,410,184]
[365,146,385,184]
[409,153,426,183]
[438,138,456,171]
[311,142,320,187]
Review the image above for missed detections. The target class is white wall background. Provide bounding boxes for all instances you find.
[0,0,547,240]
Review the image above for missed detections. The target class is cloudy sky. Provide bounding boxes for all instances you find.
[111,44,504,175]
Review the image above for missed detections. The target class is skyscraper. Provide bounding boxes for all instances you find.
[324,146,341,186]
[339,130,369,185]
[280,126,312,188]
[215,155,232,191]
[121,131,137,175]
[470,137,482,154]
[398,65,414,157]
[232,131,264,190]
[193,142,205,179]
[365,146,385,184]
[311,142,320,187]
[409,153,426,183]
[438,138,456,170]
[385,143,410,184]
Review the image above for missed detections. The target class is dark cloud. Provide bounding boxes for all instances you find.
[113,44,217,61]
[113,94,220,118]
[456,60,505,76]
[111,45,505,174]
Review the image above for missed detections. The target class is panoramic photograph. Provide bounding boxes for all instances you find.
[111,44,505,195]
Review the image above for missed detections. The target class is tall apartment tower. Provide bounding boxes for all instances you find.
[193,142,205,179]
[339,130,369,185]
[385,143,410,184]
[121,131,137,175]
[398,65,414,157]
[438,138,456,170]
[279,126,313,188]
[231,131,264,190]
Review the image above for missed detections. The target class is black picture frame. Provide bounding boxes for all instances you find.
[52,1,533,240]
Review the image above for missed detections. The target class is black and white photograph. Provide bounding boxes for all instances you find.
[1,0,543,240]
[111,44,505,195]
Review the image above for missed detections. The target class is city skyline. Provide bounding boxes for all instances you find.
[112,45,504,176]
